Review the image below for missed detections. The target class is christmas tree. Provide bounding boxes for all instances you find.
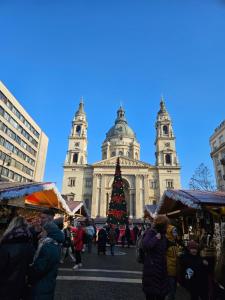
[107,157,128,225]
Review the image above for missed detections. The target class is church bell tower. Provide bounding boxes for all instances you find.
[155,96,181,196]
[65,98,88,166]
[155,96,179,167]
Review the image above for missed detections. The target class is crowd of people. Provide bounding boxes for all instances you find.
[0,210,136,300]
[141,214,224,300]
[1,209,224,300]
[0,209,64,300]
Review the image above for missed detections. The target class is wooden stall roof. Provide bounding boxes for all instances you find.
[144,204,157,218]
[157,189,225,215]
[0,181,71,214]
[65,200,90,217]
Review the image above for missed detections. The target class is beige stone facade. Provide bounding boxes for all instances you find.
[62,98,181,219]
[210,120,225,191]
[0,81,48,182]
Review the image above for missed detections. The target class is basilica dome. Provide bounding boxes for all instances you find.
[104,106,137,141]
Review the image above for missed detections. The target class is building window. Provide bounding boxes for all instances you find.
[73,153,78,163]
[0,93,40,138]
[165,154,171,164]
[149,180,157,189]
[68,177,76,187]
[76,125,81,134]
[85,178,92,188]
[119,151,123,156]
[166,180,174,189]
[163,125,169,135]
[75,142,80,147]
[111,151,116,157]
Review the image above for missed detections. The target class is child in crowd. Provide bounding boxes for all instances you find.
[178,240,209,300]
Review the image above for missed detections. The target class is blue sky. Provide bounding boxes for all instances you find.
[1,0,225,190]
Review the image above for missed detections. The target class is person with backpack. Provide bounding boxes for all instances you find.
[85,222,95,253]
[142,215,169,300]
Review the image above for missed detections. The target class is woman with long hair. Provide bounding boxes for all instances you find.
[0,216,34,300]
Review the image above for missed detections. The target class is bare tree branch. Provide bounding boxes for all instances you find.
[189,163,215,191]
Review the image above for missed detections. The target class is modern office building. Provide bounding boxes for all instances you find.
[210,120,225,191]
[62,97,181,219]
[0,81,48,182]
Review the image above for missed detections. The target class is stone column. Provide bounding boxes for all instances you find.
[91,174,98,218]
[144,175,149,206]
[129,189,133,219]
[100,175,106,217]
[97,174,102,217]
[135,175,141,219]
[139,175,145,218]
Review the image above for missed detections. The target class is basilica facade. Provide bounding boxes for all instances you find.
[62,98,181,219]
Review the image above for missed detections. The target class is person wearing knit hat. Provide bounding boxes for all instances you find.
[178,239,209,300]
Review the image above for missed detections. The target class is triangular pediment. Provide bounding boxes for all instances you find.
[92,156,152,168]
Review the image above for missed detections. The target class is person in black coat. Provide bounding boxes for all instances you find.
[178,240,209,300]
[125,225,131,247]
[0,216,34,300]
[97,227,107,255]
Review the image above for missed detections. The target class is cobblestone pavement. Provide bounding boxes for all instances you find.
[55,245,190,300]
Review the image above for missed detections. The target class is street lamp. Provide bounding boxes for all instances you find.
[0,152,12,181]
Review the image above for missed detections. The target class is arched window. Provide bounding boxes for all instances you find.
[103,152,107,159]
[76,125,81,134]
[111,151,116,157]
[119,151,123,156]
[73,153,78,163]
[163,125,168,135]
[127,151,130,157]
[165,154,171,164]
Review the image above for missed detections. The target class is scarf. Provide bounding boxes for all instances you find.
[32,237,59,264]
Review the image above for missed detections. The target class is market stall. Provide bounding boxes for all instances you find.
[0,181,71,225]
[156,189,225,284]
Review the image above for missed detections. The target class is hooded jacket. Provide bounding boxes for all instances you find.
[29,222,64,300]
